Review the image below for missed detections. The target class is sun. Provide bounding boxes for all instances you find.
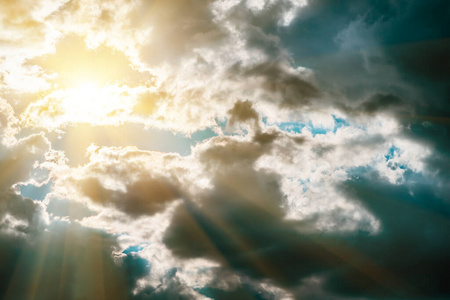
[59,80,141,126]
[64,82,103,111]
[24,81,136,129]
[60,82,110,118]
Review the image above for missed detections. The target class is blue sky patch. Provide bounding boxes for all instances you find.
[122,243,150,254]
[19,180,53,201]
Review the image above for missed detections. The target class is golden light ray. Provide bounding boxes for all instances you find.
[26,235,52,300]
[179,173,420,296]
[177,189,285,284]
[82,231,106,300]
[3,233,51,300]
[57,207,77,300]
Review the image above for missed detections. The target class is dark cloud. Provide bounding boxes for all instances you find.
[0,192,46,236]
[339,93,408,117]
[165,135,337,290]
[78,176,178,217]
[280,0,450,114]
[0,222,150,300]
[159,111,450,299]
[358,93,404,115]
[400,121,450,202]
[226,100,300,148]
[199,138,267,169]
[324,170,450,299]
[163,163,450,299]
[0,184,148,300]
[196,281,282,300]
[164,179,372,292]
[227,100,259,129]
[133,268,200,300]
[227,61,320,107]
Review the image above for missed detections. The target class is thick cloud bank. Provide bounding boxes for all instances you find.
[1,0,449,299]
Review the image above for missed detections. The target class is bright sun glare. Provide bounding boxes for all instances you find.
[57,81,131,124]
[63,82,107,114]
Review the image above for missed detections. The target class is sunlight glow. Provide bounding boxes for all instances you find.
[59,82,135,124]
[20,82,143,129]
[63,82,107,116]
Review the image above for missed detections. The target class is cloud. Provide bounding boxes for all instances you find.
[357,93,404,115]
[227,100,260,130]
[1,1,449,299]
[323,171,450,298]
[78,176,178,217]
[280,0,450,117]
[0,221,150,300]
[0,99,50,193]
[0,192,47,237]
[227,61,320,108]
[136,0,225,67]
[28,34,153,88]
[44,99,433,297]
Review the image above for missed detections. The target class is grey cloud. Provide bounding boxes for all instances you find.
[159,106,450,299]
[277,0,450,207]
[0,192,46,236]
[227,61,320,107]
[163,178,347,289]
[339,93,408,117]
[0,100,49,194]
[323,170,450,299]
[136,0,225,66]
[217,0,306,29]
[0,221,150,300]
[135,0,302,67]
[165,133,337,290]
[199,138,266,169]
[227,100,259,129]
[0,133,49,192]
[46,197,97,221]
[78,176,178,217]
[358,93,404,115]
[133,268,202,300]
[196,272,292,300]
[226,100,289,147]
[280,0,450,115]
[401,121,450,203]
[163,155,450,299]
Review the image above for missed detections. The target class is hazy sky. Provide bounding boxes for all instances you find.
[1,1,449,299]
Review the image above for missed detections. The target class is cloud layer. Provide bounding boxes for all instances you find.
[1,0,449,299]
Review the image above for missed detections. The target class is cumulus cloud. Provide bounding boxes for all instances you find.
[78,176,178,217]
[36,93,442,298]
[1,0,449,299]
[0,99,49,192]
[0,103,149,299]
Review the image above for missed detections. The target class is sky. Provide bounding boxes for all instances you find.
[0,0,449,299]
